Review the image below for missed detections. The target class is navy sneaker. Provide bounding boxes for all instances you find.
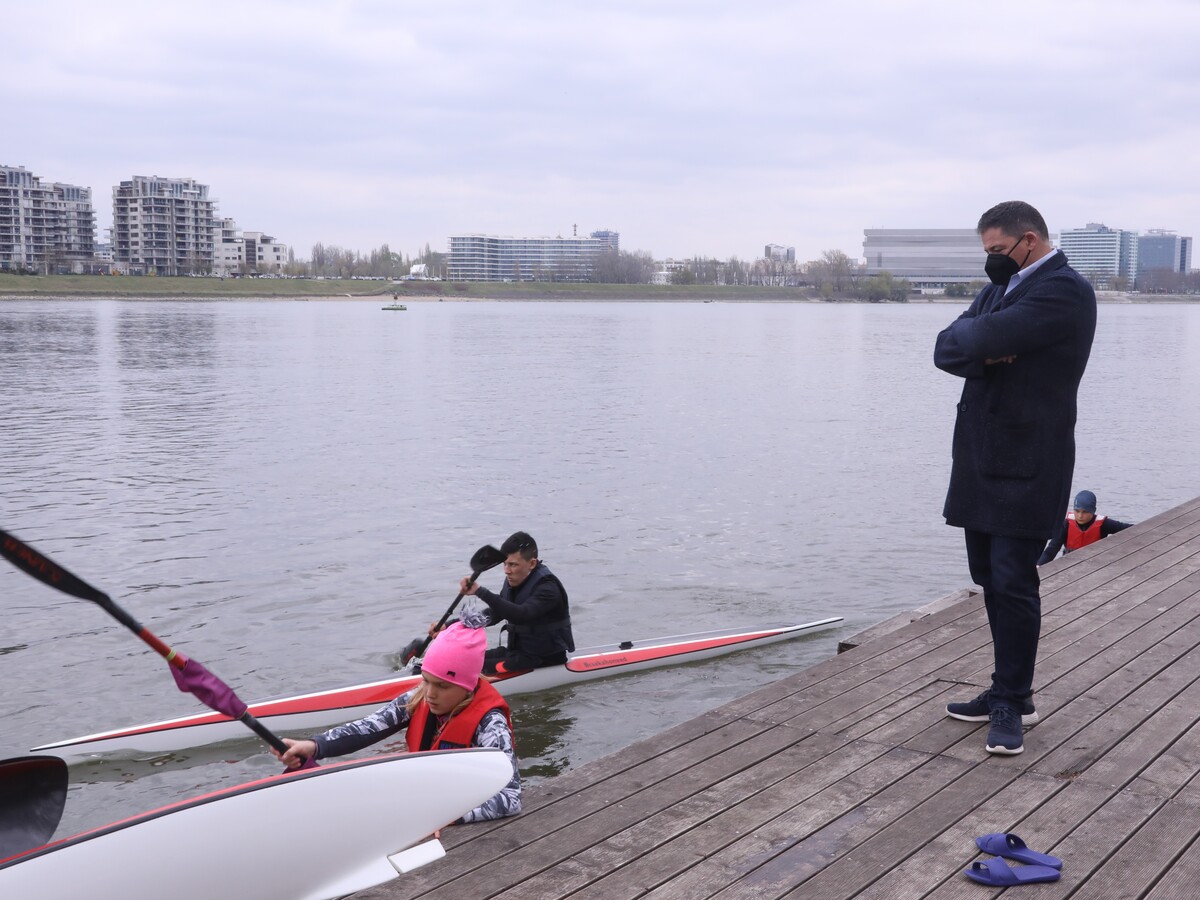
[946,689,1038,725]
[985,705,1025,755]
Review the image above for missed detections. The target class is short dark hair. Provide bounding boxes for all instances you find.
[501,531,537,560]
[977,201,1049,241]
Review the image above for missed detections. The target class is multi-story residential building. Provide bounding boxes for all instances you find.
[244,231,288,274]
[112,176,216,275]
[0,164,96,273]
[211,217,289,275]
[1057,223,1138,287]
[1137,229,1193,274]
[862,229,989,289]
[447,229,619,282]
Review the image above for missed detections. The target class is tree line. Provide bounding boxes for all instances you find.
[248,238,1200,299]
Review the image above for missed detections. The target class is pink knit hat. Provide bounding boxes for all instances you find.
[422,614,487,690]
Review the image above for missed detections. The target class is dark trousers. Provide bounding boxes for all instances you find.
[963,529,1045,708]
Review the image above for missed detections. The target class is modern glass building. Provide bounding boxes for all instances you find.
[1137,229,1193,274]
[448,230,619,282]
[862,229,988,288]
[0,164,96,273]
[1057,223,1138,286]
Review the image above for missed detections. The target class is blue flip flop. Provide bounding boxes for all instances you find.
[975,832,1063,869]
[965,857,1061,886]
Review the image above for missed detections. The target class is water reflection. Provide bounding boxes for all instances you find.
[116,305,217,370]
[510,687,575,781]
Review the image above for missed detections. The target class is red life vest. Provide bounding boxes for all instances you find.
[1065,512,1106,553]
[406,679,512,752]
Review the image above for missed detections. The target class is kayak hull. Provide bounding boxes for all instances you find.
[34,619,842,763]
[0,748,513,900]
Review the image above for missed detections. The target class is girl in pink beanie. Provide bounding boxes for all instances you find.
[277,605,521,823]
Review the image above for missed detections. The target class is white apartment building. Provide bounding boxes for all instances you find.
[448,229,619,282]
[1057,223,1138,286]
[112,176,216,275]
[212,217,289,275]
[862,229,988,289]
[0,164,96,273]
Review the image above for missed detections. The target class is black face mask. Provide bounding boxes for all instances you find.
[984,235,1031,286]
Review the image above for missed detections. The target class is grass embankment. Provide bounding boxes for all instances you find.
[0,273,822,302]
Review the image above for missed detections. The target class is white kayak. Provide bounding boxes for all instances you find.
[35,619,842,763]
[0,748,513,900]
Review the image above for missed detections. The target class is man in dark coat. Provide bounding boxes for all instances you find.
[935,200,1096,756]
[460,531,574,673]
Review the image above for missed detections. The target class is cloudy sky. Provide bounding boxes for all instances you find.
[9,0,1199,264]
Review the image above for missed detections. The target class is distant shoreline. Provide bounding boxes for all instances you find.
[0,275,1194,304]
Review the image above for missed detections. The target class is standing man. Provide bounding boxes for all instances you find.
[460,531,574,674]
[936,201,1096,756]
[1038,489,1134,565]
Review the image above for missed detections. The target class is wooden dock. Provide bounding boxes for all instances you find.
[357,496,1200,899]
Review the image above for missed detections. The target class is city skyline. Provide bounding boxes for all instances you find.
[7,1,1199,265]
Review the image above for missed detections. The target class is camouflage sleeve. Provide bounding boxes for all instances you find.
[313,689,416,759]
[457,709,522,823]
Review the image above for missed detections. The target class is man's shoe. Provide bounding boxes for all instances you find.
[985,705,1025,755]
[946,689,1038,724]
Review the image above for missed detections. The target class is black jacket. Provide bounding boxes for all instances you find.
[476,562,574,663]
[935,251,1097,540]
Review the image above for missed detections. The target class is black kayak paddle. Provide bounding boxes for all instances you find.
[399,544,506,666]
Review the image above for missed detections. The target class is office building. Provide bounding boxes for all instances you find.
[0,164,96,273]
[112,176,216,275]
[1057,223,1138,286]
[862,229,986,288]
[765,243,795,263]
[1137,229,1192,274]
[448,229,619,282]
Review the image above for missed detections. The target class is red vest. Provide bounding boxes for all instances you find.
[1065,512,1106,552]
[406,679,512,751]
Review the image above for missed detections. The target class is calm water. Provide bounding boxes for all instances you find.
[2,297,1198,836]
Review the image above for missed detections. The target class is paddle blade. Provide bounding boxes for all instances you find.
[0,528,110,606]
[398,636,425,666]
[170,657,249,720]
[470,544,506,573]
[0,756,68,858]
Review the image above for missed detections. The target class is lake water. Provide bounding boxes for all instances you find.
[2,297,1198,837]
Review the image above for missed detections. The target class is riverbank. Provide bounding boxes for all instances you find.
[1,274,1194,302]
[0,274,822,301]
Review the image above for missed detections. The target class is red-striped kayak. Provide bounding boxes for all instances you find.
[33,619,842,763]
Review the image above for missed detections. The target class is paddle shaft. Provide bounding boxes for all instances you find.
[0,528,291,755]
[409,570,483,662]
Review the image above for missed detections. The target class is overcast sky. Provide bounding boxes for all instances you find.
[8,0,1199,264]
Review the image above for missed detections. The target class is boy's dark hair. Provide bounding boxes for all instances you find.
[977,201,1049,241]
[501,531,538,560]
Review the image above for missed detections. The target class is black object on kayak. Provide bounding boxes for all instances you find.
[0,755,68,858]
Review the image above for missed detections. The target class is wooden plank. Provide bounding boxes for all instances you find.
[638,747,940,900]
[1033,621,1200,781]
[836,588,979,654]
[922,787,1161,899]
[775,762,1055,899]
[846,776,1100,900]
[501,731,892,900]
[1059,797,1200,900]
[352,495,1200,900]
